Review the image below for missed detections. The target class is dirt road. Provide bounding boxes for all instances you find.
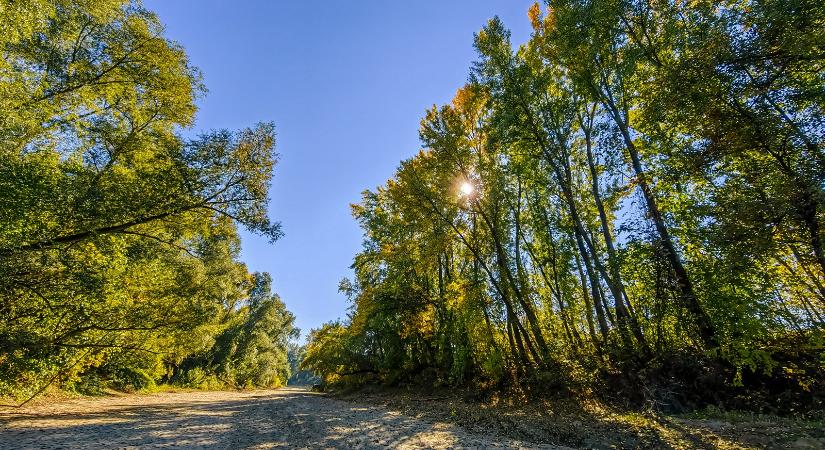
[0,387,566,449]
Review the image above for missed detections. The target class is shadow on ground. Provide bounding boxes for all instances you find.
[0,388,560,449]
[336,386,825,449]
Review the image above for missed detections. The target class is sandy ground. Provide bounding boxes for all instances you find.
[0,387,568,449]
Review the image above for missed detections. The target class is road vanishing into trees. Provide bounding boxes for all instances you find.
[0,387,565,449]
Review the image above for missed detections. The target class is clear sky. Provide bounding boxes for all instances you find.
[144,0,536,337]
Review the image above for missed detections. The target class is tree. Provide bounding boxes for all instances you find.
[0,0,291,398]
[305,2,823,413]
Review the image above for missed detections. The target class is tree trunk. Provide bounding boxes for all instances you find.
[581,112,648,350]
[601,90,717,348]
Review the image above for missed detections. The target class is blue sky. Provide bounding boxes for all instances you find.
[145,0,535,336]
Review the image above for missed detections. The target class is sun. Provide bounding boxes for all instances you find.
[459,181,474,197]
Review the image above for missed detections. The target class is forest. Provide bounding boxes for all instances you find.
[302,0,824,414]
[0,0,297,400]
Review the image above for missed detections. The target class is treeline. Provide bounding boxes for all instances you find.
[0,0,295,398]
[303,0,824,413]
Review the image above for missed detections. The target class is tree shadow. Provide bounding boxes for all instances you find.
[0,388,558,449]
[335,385,816,449]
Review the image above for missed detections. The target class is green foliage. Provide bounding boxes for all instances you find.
[302,321,370,385]
[0,0,293,398]
[174,272,297,389]
[307,0,824,413]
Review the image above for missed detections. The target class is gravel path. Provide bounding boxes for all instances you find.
[0,387,567,449]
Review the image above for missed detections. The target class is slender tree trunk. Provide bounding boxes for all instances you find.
[572,229,610,341]
[507,304,531,368]
[531,194,601,347]
[573,247,603,345]
[581,112,648,350]
[601,90,717,348]
[515,93,616,350]
[472,215,506,354]
[478,205,552,366]
[522,233,581,349]
[529,116,631,347]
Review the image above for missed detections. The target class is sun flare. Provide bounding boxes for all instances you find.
[459,181,474,197]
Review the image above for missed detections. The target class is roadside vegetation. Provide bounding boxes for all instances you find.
[339,386,824,449]
[303,0,824,418]
[0,0,295,401]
